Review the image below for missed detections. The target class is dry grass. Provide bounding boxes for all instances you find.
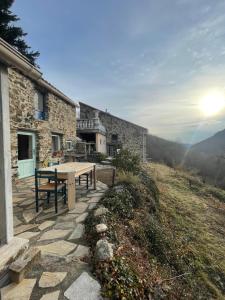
[145,163,225,299]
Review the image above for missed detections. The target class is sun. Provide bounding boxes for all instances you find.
[199,90,225,117]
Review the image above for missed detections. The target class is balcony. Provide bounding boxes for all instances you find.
[77,118,106,134]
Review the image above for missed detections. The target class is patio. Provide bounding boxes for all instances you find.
[1,176,108,299]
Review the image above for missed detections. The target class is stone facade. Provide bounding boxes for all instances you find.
[79,102,147,161]
[8,68,76,177]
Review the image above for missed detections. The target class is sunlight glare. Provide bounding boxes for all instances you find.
[199,90,225,117]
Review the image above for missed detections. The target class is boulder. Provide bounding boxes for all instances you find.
[96,224,108,233]
[95,239,113,261]
[94,207,109,217]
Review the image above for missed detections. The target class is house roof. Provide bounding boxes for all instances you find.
[79,101,148,132]
[0,38,79,108]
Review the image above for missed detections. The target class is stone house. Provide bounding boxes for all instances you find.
[77,102,148,161]
[0,38,78,179]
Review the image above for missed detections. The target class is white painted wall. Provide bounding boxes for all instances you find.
[0,64,13,244]
[96,133,107,154]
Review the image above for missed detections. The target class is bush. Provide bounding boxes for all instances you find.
[117,171,141,186]
[112,149,141,174]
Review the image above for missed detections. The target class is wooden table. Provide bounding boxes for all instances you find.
[40,162,96,210]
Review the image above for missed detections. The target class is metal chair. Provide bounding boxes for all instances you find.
[35,168,67,213]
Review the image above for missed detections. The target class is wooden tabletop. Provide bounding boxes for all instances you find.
[40,162,95,174]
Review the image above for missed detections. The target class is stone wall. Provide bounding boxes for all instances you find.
[8,68,76,177]
[79,102,147,161]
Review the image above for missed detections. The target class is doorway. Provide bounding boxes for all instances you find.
[17,131,36,178]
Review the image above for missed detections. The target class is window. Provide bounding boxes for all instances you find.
[34,90,46,120]
[111,134,118,142]
[52,135,61,153]
[66,140,73,151]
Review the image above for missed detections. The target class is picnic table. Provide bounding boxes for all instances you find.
[40,162,96,210]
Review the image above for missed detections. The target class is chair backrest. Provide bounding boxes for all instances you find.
[35,168,58,190]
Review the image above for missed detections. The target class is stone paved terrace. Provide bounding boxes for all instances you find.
[1,176,107,300]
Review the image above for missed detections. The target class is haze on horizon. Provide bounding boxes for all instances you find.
[12,0,225,144]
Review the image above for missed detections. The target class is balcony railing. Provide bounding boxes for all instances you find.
[77,118,106,133]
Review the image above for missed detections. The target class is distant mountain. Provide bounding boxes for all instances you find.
[191,129,225,156]
[146,134,185,167]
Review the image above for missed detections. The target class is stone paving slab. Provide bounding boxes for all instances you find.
[17,231,40,240]
[1,278,36,300]
[39,229,72,241]
[64,272,102,300]
[38,221,55,231]
[40,290,60,300]
[39,272,67,288]
[69,224,85,240]
[37,240,77,256]
[14,224,39,235]
[76,212,88,223]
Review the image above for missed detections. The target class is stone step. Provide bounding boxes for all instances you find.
[9,247,41,283]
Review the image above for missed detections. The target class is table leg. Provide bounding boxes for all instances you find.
[93,165,96,190]
[67,172,76,210]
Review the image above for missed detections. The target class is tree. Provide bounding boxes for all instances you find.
[0,0,39,66]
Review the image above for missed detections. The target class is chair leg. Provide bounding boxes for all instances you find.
[35,190,39,213]
[55,190,58,214]
[47,192,50,204]
[79,176,81,185]
[86,174,89,189]
[90,171,93,185]
[64,185,67,204]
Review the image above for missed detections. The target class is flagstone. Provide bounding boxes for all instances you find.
[39,229,71,241]
[64,272,101,300]
[54,222,75,230]
[88,203,97,210]
[87,196,102,203]
[57,214,79,222]
[70,245,90,259]
[13,216,22,227]
[76,212,88,223]
[23,208,43,223]
[38,221,55,231]
[68,202,88,214]
[40,291,60,300]
[69,224,85,240]
[39,272,67,288]
[14,224,39,235]
[38,240,77,256]
[1,278,36,300]
[19,198,35,207]
[17,231,40,240]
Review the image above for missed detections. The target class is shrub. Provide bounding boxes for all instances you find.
[117,171,141,186]
[112,149,141,174]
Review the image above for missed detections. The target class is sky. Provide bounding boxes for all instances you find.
[12,0,225,143]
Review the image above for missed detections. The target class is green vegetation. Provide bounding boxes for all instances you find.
[112,149,141,174]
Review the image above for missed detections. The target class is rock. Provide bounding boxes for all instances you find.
[38,240,77,256]
[88,196,102,203]
[96,224,108,233]
[23,208,43,223]
[94,207,109,217]
[39,272,67,288]
[38,221,55,231]
[38,229,71,241]
[64,271,102,300]
[9,248,41,283]
[76,212,88,223]
[17,231,40,240]
[54,222,75,230]
[69,245,90,259]
[14,224,39,235]
[68,202,88,214]
[88,203,97,210]
[95,239,113,261]
[13,216,22,227]
[40,291,60,300]
[1,278,36,300]
[69,224,85,240]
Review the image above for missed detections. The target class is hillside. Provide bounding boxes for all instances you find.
[191,129,225,156]
[85,160,225,299]
[146,134,185,166]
